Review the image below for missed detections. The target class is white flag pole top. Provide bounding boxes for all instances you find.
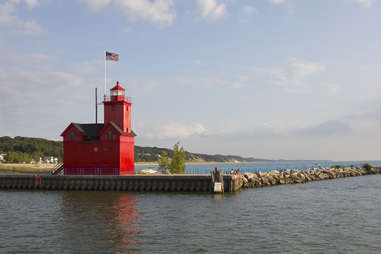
[104,51,120,98]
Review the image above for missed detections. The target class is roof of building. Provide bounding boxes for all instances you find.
[68,122,136,141]
[111,81,125,91]
[108,122,136,136]
[72,123,104,141]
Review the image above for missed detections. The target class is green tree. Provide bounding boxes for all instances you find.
[4,151,32,163]
[363,163,372,172]
[158,151,169,173]
[169,142,186,174]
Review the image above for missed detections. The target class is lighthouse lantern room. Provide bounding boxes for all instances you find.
[60,81,136,175]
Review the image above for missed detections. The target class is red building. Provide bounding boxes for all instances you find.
[61,82,136,175]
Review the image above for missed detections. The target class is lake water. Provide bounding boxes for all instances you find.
[1,174,381,253]
[137,160,381,174]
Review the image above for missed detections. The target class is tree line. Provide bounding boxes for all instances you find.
[0,136,258,164]
[0,136,63,163]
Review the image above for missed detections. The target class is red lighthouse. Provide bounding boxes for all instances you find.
[60,82,136,175]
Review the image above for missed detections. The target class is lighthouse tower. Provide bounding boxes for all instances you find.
[102,81,136,175]
[61,81,136,175]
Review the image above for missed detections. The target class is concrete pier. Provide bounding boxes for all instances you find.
[0,174,242,193]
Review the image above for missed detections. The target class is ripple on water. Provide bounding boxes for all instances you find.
[0,175,380,253]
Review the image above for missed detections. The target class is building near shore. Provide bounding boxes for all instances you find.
[61,82,136,175]
[0,154,5,162]
[40,156,58,164]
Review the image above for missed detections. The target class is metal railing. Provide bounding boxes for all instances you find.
[103,95,132,102]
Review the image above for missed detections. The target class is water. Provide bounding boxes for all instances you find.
[137,160,381,174]
[1,175,381,253]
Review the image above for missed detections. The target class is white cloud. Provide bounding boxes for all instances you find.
[80,0,175,25]
[24,0,39,8]
[353,0,375,8]
[0,46,102,138]
[193,59,202,65]
[243,5,257,16]
[253,59,326,91]
[268,0,286,4]
[79,0,112,11]
[178,58,331,93]
[0,2,14,25]
[196,0,226,20]
[141,122,208,139]
[325,83,341,94]
[290,59,325,79]
[18,19,42,35]
[0,0,42,35]
[240,5,257,22]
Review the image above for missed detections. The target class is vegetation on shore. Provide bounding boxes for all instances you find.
[0,163,52,173]
[158,142,186,174]
[0,136,62,163]
[0,136,261,163]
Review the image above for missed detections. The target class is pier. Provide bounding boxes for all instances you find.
[0,167,380,193]
[0,173,242,193]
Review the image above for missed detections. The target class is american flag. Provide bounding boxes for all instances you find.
[105,51,119,61]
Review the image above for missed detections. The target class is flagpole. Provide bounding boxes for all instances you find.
[104,50,106,99]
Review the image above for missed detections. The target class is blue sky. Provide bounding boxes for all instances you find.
[0,0,380,160]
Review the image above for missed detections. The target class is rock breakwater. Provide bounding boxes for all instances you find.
[241,167,381,189]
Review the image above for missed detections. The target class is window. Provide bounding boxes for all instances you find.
[107,130,113,140]
[111,90,125,96]
[70,131,76,141]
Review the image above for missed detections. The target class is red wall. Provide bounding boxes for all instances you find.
[62,125,135,175]
[104,101,131,133]
[120,135,135,175]
[124,104,131,133]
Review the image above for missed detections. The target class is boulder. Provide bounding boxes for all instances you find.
[261,177,271,186]
[267,175,278,185]
[318,173,329,180]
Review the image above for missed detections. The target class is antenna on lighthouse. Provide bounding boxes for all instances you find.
[95,87,98,124]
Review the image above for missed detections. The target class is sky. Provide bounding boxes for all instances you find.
[0,0,380,160]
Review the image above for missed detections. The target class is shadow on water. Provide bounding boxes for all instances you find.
[60,192,143,254]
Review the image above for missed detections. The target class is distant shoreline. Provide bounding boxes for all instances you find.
[135,161,254,166]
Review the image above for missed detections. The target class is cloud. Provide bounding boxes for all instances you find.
[243,5,257,16]
[79,0,112,11]
[324,83,341,94]
[0,2,15,25]
[290,59,325,78]
[140,122,208,139]
[79,0,175,25]
[178,74,245,89]
[17,19,42,35]
[177,58,330,93]
[252,59,326,92]
[353,0,375,8]
[240,5,257,22]
[0,0,42,35]
[0,45,102,139]
[24,0,39,8]
[196,0,226,20]
[293,120,352,137]
[268,0,286,4]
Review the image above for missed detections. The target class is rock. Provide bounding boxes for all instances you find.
[244,173,256,182]
[261,177,271,186]
[242,176,249,188]
[267,175,278,185]
[318,173,329,180]
[268,170,280,176]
